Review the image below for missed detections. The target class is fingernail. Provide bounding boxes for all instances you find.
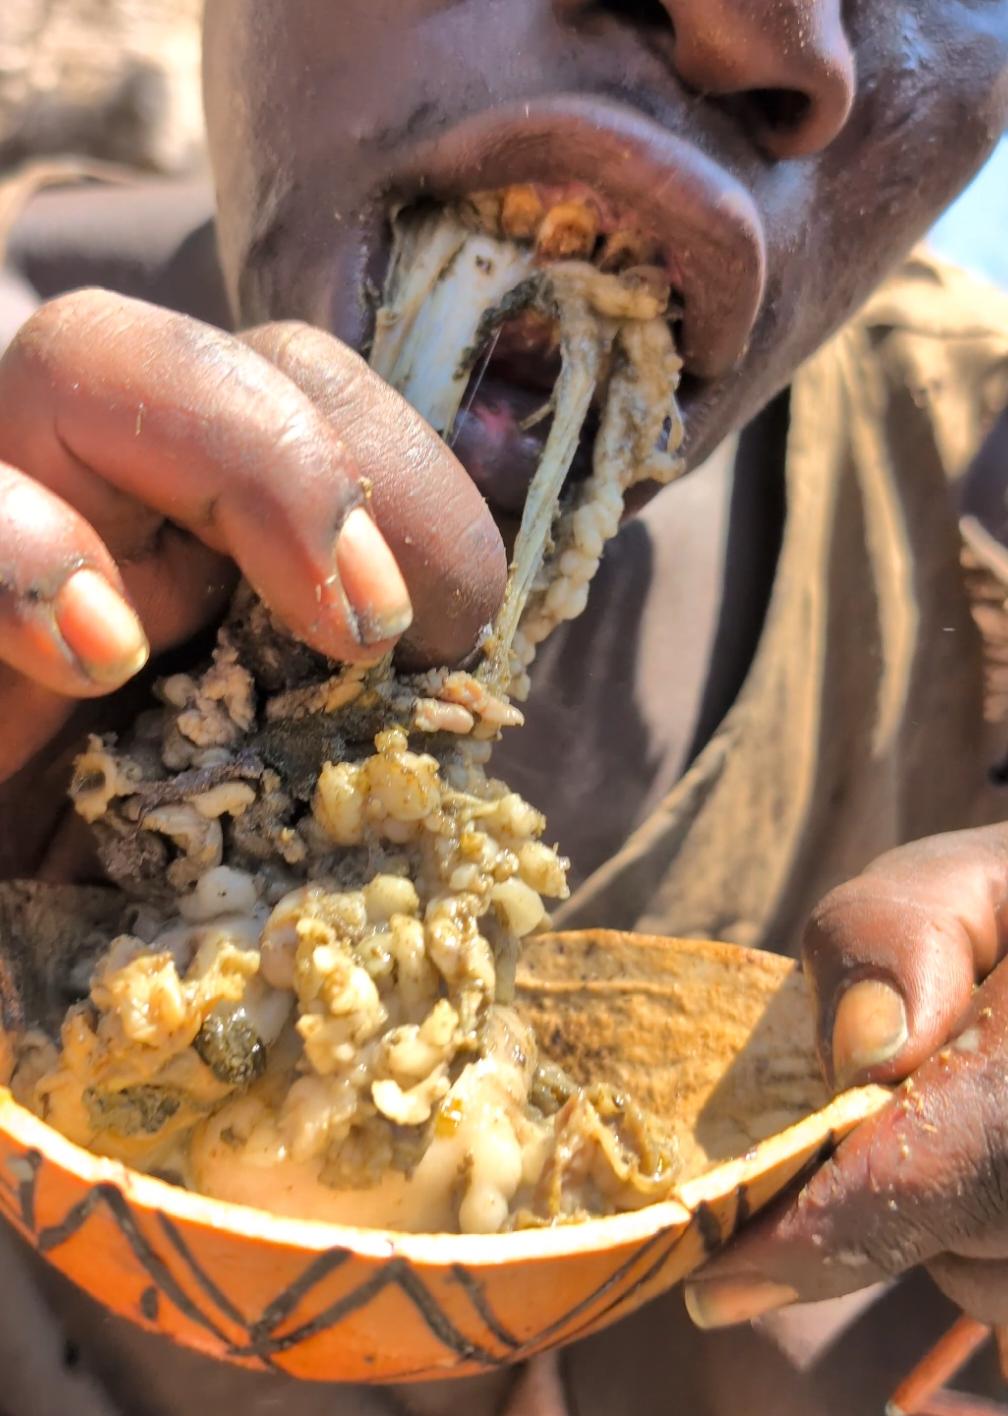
[335,507,413,646]
[832,978,908,1090]
[54,568,150,686]
[684,1278,799,1330]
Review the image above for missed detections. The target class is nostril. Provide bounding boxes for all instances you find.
[594,0,673,30]
[756,56,855,158]
[716,88,814,156]
[749,88,811,136]
[719,73,851,160]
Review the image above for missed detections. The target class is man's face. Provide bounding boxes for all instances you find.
[202,0,1008,494]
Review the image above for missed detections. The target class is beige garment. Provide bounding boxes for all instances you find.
[558,251,1008,954]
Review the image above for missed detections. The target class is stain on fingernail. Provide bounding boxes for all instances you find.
[354,601,415,647]
[335,507,413,647]
[54,568,150,686]
[684,1278,798,1330]
[832,978,907,1090]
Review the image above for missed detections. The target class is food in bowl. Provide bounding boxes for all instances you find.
[9,191,689,1234]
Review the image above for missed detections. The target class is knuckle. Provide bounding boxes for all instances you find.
[878,1087,1008,1258]
[855,1213,937,1277]
[958,1172,1008,1243]
[323,340,376,405]
[243,319,315,367]
[252,319,376,401]
[931,1154,1008,1252]
[4,298,63,369]
[964,1100,1008,1238]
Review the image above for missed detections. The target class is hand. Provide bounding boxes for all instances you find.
[684,824,1008,1330]
[0,289,505,868]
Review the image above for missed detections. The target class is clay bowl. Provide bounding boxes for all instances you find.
[0,891,888,1384]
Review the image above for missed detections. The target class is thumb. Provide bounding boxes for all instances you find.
[685,957,1008,1327]
[802,827,1008,1090]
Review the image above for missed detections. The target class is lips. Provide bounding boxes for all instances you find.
[347,93,768,521]
[388,94,767,381]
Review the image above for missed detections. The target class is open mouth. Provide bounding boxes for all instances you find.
[369,193,687,696]
[381,95,767,373]
[356,96,768,517]
[370,182,688,533]
[447,182,685,518]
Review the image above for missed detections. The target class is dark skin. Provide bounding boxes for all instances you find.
[685,824,1008,1331]
[2,0,1008,1389]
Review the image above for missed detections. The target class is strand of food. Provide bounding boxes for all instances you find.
[10,189,687,1234]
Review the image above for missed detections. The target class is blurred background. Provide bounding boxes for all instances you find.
[1,0,203,175]
[930,136,1008,291]
[0,0,1005,287]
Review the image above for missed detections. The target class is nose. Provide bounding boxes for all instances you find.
[667,0,855,157]
[560,0,856,159]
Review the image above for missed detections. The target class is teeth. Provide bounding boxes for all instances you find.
[456,191,669,284]
[535,200,600,262]
[500,185,546,241]
[459,190,503,236]
[598,228,661,274]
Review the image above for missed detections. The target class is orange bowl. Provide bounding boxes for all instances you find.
[0,923,888,1383]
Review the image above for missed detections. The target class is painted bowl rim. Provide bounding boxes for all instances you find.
[0,1087,696,1266]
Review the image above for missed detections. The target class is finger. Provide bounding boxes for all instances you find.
[0,453,236,783]
[802,827,1008,1090]
[113,531,237,661]
[242,321,507,668]
[0,672,86,785]
[0,290,412,662]
[928,1254,1008,1327]
[684,959,1008,1327]
[0,459,149,698]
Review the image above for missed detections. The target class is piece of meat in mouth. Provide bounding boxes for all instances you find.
[432,181,685,518]
[451,308,587,517]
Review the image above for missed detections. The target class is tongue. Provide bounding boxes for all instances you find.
[371,205,685,696]
[450,382,560,515]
